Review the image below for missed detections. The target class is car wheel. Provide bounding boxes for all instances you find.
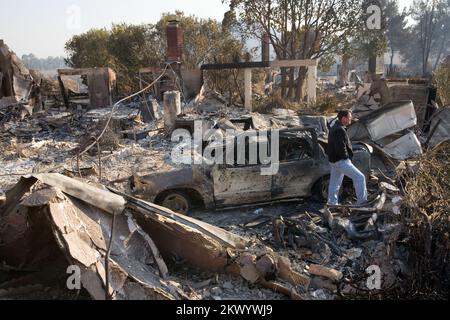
[313,176,346,203]
[161,192,191,215]
[313,176,330,203]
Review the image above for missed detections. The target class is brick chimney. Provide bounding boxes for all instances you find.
[166,20,183,63]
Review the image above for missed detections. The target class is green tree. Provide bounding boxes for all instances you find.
[405,0,450,76]
[329,0,387,85]
[108,23,164,92]
[385,0,410,75]
[64,12,247,96]
[156,11,246,69]
[225,0,365,102]
[65,24,163,93]
[352,1,388,71]
[435,58,450,105]
[155,12,249,104]
[431,5,450,71]
[65,28,112,68]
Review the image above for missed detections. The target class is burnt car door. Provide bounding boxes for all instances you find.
[212,133,272,207]
[271,129,328,200]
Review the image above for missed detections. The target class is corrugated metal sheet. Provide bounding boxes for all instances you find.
[365,101,417,141]
[382,132,423,160]
[429,107,450,148]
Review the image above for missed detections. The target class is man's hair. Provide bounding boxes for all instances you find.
[338,110,352,120]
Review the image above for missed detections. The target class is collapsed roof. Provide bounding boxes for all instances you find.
[0,40,36,108]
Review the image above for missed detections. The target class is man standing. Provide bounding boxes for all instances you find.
[327,110,367,206]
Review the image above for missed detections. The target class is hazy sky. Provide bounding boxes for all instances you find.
[0,0,414,58]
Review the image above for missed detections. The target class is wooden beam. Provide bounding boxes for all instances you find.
[269,60,318,68]
[201,60,318,71]
[57,68,110,76]
[201,62,269,71]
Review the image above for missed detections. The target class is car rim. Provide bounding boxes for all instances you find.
[163,194,189,214]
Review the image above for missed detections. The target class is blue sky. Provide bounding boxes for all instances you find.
[0,0,413,58]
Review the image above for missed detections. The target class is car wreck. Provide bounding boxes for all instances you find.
[130,126,372,214]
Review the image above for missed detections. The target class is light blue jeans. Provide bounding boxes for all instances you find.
[328,159,368,206]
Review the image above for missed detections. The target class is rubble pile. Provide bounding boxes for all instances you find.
[1,91,449,301]
[0,41,40,120]
[0,102,165,187]
[219,182,403,300]
[0,174,319,300]
[1,44,449,300]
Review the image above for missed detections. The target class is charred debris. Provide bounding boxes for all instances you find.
[0,28,449,301]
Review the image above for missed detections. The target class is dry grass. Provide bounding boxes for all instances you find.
[398,141,450,297]
[434,63,450,106]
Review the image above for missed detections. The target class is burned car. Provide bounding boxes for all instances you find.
[130,127,372,214]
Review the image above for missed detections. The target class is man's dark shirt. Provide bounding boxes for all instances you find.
[328,121,353,163]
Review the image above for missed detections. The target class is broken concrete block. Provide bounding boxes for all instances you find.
[238,255,260,283]
[307,265,343,282]
[152,99,162,120]
[164,91,181,134]
[140,99,161,123]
